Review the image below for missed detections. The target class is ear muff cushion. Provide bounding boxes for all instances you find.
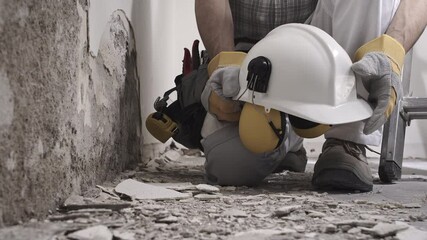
[288,115,330,138]
[146,113,177,143]
[239,103,286,154]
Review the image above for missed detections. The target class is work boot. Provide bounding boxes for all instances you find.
[273,147,307,173]
[312,138,373,192]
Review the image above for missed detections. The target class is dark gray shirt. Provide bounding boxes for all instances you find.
[229,0,318,43]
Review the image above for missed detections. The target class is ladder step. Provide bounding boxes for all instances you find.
[402,97,427,112]
[405,113,427,120]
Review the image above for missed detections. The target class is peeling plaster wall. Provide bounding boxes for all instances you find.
[0,0,142,226]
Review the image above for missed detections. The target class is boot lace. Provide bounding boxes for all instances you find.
[342,141,365,161]
[326,139,380,161]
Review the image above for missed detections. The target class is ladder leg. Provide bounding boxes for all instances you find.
[379,100,406,183]
[379,51,413,183]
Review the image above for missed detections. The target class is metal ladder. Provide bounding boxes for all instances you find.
[379,51,427,182]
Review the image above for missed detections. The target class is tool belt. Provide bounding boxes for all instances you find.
[146,40,208,150]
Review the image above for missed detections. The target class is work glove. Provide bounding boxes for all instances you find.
[351,35,405,135]
[201,52,247,122]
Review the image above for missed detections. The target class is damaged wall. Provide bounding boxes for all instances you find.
[0,0,142,226]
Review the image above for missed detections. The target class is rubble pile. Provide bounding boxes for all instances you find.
[0,147,426,240]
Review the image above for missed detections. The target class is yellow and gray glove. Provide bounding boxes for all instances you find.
[201,52,246,122]
[351,35,405,135]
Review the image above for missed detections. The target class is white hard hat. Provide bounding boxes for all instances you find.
[236,23,372,125]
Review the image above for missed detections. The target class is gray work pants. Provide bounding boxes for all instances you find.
[201,123,302,186]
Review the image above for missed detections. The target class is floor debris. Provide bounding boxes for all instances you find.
[1,148,427,240]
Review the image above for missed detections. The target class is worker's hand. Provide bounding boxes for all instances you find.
[201,66,242,122]
[351,35,405,135]
[351,52,402,135]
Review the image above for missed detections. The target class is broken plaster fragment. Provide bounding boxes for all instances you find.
[164,150,182,161]
[67,225,113,240]
[306,210,326,218]
[155,216,179,224]
[335,220,377,228]
[196,184,220,193]
[361,222,409,238]
[96,185,121,200]
[112,230,135,240]
[114,179,191,201]
[324,224,337,233]
[273,205,302,217]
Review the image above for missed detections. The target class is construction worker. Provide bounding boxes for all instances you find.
[196,0,427,191]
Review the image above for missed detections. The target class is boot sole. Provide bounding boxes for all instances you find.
[312,169,373,192]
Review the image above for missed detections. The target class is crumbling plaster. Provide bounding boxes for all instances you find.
[0,0,141,226]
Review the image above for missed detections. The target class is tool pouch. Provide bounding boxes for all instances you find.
[146,63,209,150]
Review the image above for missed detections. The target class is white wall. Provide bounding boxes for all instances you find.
[404,30,427,158]
[89,0,202,145]
[89,0,426,158]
